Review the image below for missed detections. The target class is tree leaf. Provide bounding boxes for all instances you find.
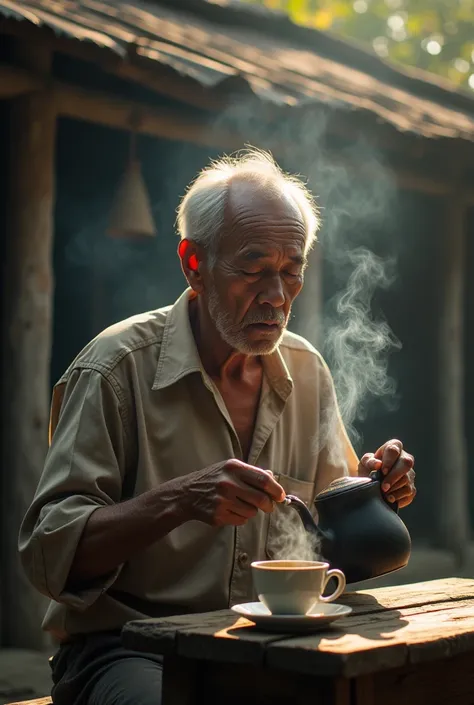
[241,0,474,90]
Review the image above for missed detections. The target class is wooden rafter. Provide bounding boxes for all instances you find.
[0,62,473,204]
[0,15,227,111]
[1,14,473,164]
[55,77,243,150]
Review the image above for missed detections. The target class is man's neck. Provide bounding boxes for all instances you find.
[189,296,262,381]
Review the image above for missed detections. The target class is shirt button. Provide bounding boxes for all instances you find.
[238,552,249,567]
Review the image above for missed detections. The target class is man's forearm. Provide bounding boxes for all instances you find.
[68,480,189,585]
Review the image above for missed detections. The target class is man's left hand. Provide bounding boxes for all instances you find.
[358,439,416,509]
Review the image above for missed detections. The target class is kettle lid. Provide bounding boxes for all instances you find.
[316,475,372,500]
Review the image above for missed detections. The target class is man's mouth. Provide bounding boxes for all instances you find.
[246,321,281,333]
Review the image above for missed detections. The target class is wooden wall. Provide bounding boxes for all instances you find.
[51,117,220,382]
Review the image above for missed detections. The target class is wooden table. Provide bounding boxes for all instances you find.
[122,578,474,705]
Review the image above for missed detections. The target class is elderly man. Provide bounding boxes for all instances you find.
[20,149,416,705]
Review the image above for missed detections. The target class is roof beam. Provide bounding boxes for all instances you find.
[2,15,471,161]
[0,15,227,112]
[55,78,242,150]
[113,56,229,112]
[0,63,43,98]
[0,63,239,147]
[0,62,473,206]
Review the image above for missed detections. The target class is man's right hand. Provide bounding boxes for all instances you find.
[182,459,286,527]
[66,459,282,584]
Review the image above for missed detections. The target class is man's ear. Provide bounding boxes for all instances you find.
[178,239,204,292]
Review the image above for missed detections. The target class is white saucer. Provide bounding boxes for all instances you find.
[231,601,352,633]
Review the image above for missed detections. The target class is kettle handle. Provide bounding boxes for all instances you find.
[370,470,399,514]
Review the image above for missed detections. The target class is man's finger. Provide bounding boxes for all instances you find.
[374,439,402,459]
[398,489,417,509]
[237,465,285,501]
[231,498,259,519]
[386,485,417,508]
[227,510,249,526]
[235,484,275,513]
[364,454,383,472]
[375,440,403,474]
[358,453,382,477]
[382,453,414,491]
[387,474,410,491]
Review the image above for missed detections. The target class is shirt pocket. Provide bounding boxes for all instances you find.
[265,473,315,560]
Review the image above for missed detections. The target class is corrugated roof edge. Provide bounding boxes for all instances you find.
[163,0,474,118]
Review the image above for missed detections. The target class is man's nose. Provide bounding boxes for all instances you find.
[257,275,285,308]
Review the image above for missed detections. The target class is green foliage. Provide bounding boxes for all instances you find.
[242,0,474,91]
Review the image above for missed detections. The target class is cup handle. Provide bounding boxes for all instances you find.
[319,569,346,603]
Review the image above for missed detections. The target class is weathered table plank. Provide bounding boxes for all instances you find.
[122,579,474,705]
[266,598,474,677]
[122,610,289,663]
[340,577,474,614]
[122,578,474,670]
[122,610,244,657]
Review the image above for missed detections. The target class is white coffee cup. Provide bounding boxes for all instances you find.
[251,559,346,615]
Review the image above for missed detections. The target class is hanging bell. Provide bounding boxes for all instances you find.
[108,132,156,240]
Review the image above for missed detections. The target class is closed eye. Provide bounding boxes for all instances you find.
[241,269,301,279]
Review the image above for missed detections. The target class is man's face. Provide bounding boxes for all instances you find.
[203,181,307,355]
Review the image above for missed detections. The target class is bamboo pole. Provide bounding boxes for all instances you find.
[1,44,56,649]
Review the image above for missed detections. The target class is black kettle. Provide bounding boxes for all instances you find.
[284,471,411,584]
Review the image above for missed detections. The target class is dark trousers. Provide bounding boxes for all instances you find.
[50,631,163,705]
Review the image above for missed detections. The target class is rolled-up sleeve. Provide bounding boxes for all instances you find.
[18,367,129,611]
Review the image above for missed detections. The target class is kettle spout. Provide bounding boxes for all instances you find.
[283,494,329,543]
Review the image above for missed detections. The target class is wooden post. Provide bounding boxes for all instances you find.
[436,192,470,561]
[1,42,56,648]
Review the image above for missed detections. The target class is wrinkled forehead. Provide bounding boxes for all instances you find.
[226,178,303,225]
[218,178,306,255]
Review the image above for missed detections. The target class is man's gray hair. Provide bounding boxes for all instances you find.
[176,148,320,259]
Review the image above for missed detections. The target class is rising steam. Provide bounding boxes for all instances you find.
[323,248,401,446]
[214,106,401,450]
[269,503,321,562]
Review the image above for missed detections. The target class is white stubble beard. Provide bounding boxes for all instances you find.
[207,283,287,355]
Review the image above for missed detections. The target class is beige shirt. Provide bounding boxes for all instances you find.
[19,289,358,641]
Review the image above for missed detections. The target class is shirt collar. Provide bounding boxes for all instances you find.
[152,289,202,391]
[152,288,294,401]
